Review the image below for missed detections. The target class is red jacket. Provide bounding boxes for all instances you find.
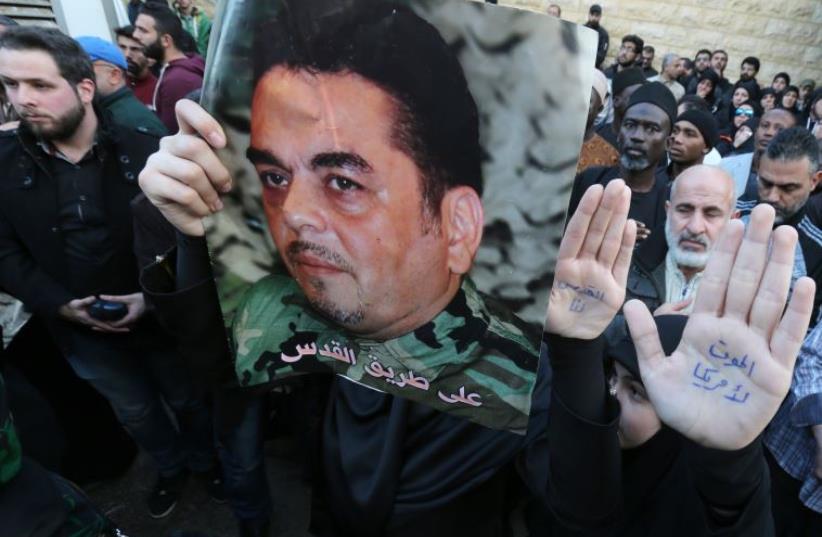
[153,54,205,133]
[129,72,157,107]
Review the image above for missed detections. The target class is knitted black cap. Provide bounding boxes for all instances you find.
[612,67,647,96]
[675,109,720,149]
[625,81,678,128]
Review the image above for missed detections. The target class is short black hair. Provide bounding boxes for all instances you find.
[251,2,483,215]
[773,72,790,85]
[0,26,93,86]
[589,4,602,15]
[138,4,185,49]
[621,35,644,54]
[114,25,136,40]
[764,127,819,174]
[695,49,711,59]
[712,49,727,58]
[741,56,760,73]
[678,94,710,113]
[681,58,694,70]
[784,85,799,96]
[643,45,655,54]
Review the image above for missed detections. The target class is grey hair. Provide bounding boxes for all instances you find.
[764,127,820,175]
[661,53,680,70]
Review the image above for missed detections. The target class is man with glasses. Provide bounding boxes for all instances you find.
[603,34,644,79]
[76,36,166,136]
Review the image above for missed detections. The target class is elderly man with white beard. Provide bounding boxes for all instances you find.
[604,165,737,343]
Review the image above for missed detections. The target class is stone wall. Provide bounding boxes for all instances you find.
[498,0,821,88]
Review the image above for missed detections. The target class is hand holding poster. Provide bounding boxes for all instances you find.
[195,0,596,432]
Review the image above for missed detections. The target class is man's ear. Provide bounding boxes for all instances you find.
[76,78,96,105]
[113,67,125,86]
[665,200,671,212]
[811,169,821,190]
[160,33,173,50]
[442,186,483,276]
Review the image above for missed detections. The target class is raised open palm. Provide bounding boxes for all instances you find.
[546,180,636,340]
[625,204,816,450]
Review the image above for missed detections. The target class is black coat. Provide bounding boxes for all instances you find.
[0,116,160,346]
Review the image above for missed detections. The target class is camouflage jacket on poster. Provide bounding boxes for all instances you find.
[233,274,540,434]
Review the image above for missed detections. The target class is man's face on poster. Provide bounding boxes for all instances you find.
[247,66,476,338]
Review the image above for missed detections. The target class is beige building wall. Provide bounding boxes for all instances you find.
[500,0,821,88]
[165,1,820,86]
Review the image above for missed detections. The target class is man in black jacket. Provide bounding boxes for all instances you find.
[602,35,644,80]
[585,4,609,70]
[569,82,677,244]
[737,127,822,324]
[667,110,719,181]
[0,27,218,518]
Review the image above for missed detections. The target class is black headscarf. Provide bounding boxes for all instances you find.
[696,68,720,105]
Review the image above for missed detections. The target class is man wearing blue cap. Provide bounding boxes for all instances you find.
[76,36,166,137]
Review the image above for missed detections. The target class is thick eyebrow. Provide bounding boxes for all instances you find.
[639,119,664,129]
[246,146,287,169]
[246,147,374,175]
[0,75,50,85]
[759,174,802,189]
[700,204,725,214]
[311,152,373,174]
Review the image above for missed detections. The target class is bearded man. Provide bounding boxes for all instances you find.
[133,3,204,133]
[622,165,738,316]
[0,26,220,518]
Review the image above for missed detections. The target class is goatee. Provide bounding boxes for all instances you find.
[620,152,651,172]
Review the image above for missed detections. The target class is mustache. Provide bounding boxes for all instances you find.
[19,107,45,117]
[622,145,647,155]
[678,230,709,248]
[286,241,353,272]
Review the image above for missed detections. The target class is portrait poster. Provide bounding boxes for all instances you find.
[201,0,596,432]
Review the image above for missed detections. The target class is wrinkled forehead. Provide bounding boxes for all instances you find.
[672,170,734,207]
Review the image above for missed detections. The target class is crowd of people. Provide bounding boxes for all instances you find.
[0,1,820,537]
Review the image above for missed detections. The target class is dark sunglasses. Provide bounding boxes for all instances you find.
[735,108,754,118]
